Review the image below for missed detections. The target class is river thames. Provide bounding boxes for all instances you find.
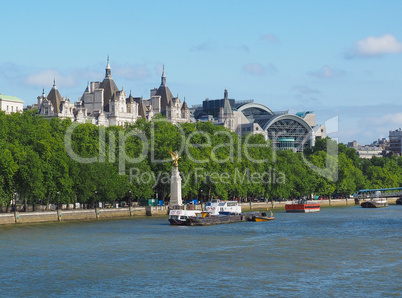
[0,205,400,297]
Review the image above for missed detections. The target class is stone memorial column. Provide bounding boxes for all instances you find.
[169,165,182,207]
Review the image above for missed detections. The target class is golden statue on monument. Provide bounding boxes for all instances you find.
[169,150,181,167]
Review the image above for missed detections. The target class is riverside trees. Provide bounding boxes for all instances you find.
[0,110,401,210]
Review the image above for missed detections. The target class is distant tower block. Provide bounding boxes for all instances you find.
[169,166,182,207]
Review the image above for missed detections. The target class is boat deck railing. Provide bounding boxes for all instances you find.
[357,191,402,199]
[171,204,202,211]
[288,200,318,205]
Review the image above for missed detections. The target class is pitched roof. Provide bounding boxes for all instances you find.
[126,93,135,104]
[223,96,233,115]
[138,100,147,119]
[181,100,189,110]
[155,84,173,112]
[0,94,24,103]
[47,81,63,112]
[100,76,119,112]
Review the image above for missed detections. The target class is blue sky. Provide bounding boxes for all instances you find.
[1,0,401,144]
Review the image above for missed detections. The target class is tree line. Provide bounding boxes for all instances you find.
[0,110,401,211]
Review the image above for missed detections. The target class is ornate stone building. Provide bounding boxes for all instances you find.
[37,81,75,120]
[36,59,190,126]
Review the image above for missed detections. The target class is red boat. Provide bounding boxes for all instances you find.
[285,199,320,213]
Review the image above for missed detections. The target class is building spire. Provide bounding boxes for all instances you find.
[53,78,57,89]
[106,55,111,77]
[223,88,232,115]
[161,65,166,86]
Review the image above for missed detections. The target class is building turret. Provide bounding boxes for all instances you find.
[47,79,63,113]
[100,56,119,112]
[181,97,190,120]
[154,65,174,114]
[37,88,46,106]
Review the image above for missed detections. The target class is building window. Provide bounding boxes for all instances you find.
[279,138,295,150]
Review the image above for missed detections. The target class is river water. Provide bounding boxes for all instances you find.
[0,206,401,297]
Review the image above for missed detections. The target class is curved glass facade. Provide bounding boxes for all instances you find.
[266,118,312,152]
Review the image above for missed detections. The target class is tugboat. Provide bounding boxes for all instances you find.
[251,209,275,222]
[361,197,388,208]
[285,199,320,213]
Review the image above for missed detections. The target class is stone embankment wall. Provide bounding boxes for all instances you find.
[0,198,399,225]
[241,197,399,210]
[0,206,168,225]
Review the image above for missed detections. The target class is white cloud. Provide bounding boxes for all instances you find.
[114,64,151,80]
[347,34,402,58]
[260,34,279,43]
[23,67,103,89]
[371,112,402,126]
[314,104,402,144]
[309,65,345,79]
[24,69,77,88]
[242,63,277,76]
[23,63,151,90]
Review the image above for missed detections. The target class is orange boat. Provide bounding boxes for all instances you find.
[285,199,320,213]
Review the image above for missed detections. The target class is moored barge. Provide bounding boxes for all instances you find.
[169,199,264,226]
[361,198,388,208]
[285,199,320,213]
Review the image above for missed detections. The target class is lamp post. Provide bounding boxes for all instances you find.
[328,188,331,206]
[56,191,60,211]
[94,191,98,209]
[128,190,132,207]
[13,192,17,212]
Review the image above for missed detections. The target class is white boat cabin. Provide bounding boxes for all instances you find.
[204,199,241,215]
